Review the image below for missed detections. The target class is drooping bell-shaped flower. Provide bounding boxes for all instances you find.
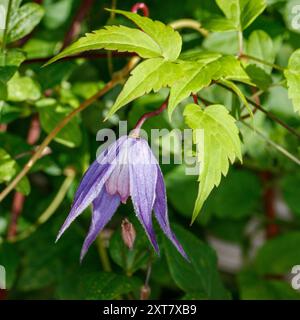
[56,135,188,261]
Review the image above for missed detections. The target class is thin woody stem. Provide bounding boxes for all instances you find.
[7,114,41,240]
[0,57,140,203]
[216,82,300,140]
[132,98,169,136]
[62,0,95,49]
[241,121,300,166]
[239,53,285,72]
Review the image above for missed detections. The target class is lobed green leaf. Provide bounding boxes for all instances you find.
[109,9,182,61]
[106,58,184,119]
[184,103,242,222]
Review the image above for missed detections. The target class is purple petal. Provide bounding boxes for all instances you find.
[128,138,159,253]
[56,136,127,241]
[154,165,189,260]
[80,189,120,262]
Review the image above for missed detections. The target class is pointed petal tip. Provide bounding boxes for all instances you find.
[55,230,64,243]
[79,251,86,264]
[179,247,190,262]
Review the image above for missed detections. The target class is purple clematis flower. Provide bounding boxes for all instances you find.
[56,135,188,261]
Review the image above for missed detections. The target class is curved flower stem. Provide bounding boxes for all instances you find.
[132,97,169,136]
[0,57,140,203]
[169,19,208,37]
[96,233,112,272]
[7,167,76,243]
[131,3,149,16]
[239,53,285,72]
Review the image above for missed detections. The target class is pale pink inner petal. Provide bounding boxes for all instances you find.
[117,164,130,203]
[105,164,120,195]
[105,139,131,203]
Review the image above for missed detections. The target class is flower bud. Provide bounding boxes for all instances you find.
[121,218,136,250]
[140,285,151,300]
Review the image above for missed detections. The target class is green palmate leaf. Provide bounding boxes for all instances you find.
[246,30,275,73]
[8,3,44,42]
[213,55,252,84]
[168,60,220,119]
[46,26,164,65]
[106,58,184,119]
[215,0,266,31]
[46,9,182,65]
[164,224,230,299]
[109,9,182,61]
[284,49,300,114]
[184,104,242,222]
[168,54,251,118]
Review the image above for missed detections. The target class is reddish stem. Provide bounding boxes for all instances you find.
[133,98,168,135]
[7,115,41,240]
[260,171,279,239]
[26,114,40,145]
[192,93,199,105]
[62,0,95,49]
[7,192,26,239]
[131,3,149,17]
